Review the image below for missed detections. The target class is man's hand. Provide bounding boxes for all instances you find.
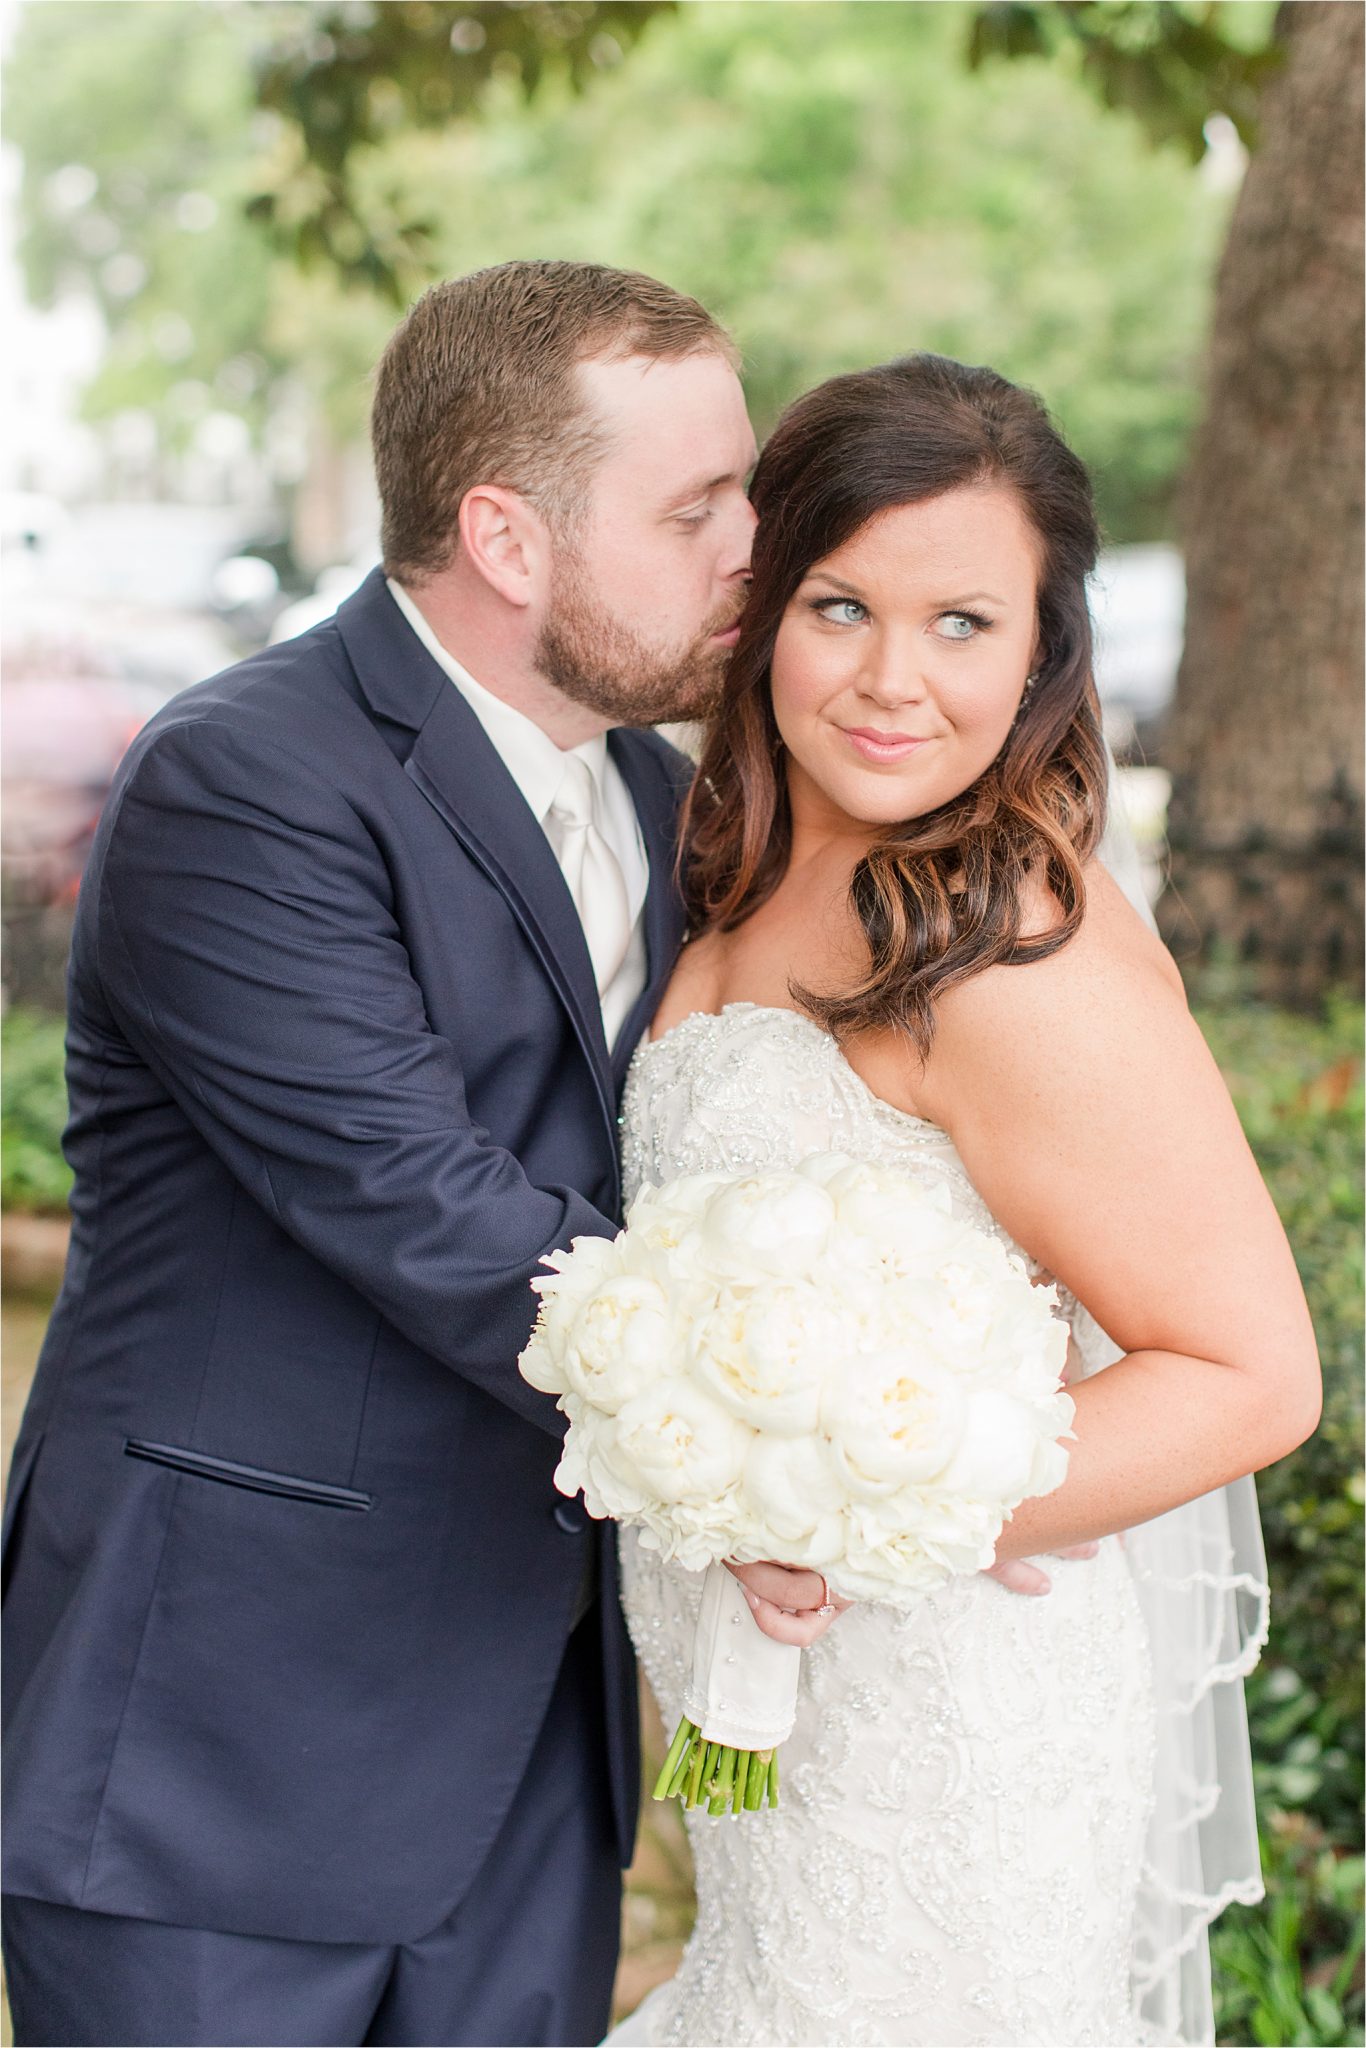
[984,1540,1101,1597]
[723,1559,853,1645]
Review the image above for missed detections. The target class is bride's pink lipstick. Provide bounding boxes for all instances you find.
[842,726,931,764]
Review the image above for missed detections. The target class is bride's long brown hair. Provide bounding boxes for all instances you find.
[681,353,1109,1055]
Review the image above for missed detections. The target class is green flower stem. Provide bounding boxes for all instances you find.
[708,1746,737,1815]
[666,1731,698,1800]
[685,1738,707,1809]
[652,1716,696,1802]
[653,1720,785,1819]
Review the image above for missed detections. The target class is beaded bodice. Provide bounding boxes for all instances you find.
[623,999,992,1217]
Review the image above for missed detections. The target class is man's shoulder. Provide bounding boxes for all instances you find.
[615,723,697,799]
[120,613,379,803]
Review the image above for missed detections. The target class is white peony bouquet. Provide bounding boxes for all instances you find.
[519,1154,1074,1818]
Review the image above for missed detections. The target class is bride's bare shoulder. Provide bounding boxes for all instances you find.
[918,861,1190,1111]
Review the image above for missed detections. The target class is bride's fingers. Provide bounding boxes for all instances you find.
[724,1558,831,1613]
[983,1558,1052,1596]
[741,1590,842,1646]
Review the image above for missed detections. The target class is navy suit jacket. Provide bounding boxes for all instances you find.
[1,569,691,1944]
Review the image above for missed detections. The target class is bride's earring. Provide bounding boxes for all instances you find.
[1013,672,1039,725]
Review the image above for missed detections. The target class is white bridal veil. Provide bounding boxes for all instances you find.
[1099,754,1269,2047]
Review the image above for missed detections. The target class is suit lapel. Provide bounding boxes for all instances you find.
[336,575,616,1145]
[608,729,690,1093]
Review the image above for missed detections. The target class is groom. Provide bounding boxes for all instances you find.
[1,261,818,2048]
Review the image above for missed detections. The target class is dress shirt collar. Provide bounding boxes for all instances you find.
[386,576,609,823]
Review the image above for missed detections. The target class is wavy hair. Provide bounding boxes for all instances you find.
[681,353,1109,1054]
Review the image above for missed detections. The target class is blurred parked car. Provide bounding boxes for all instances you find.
[268,557,379,644]
[2,582,240,1008]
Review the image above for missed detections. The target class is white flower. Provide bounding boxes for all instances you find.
[518,1327,565,1396]
[532,1230,624,1311]
[610,1378,753,1504]
[562,1275,677,1413]
[820,1159,958,1259]
[554,1412,652,1521]
[823,1350,968,1496]
[700,1174,837,1282]
[741,1433,848,1559]
[690,1283,840,1436]
[936,1386,1072,1503]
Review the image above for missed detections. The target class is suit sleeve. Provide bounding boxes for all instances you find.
[96,715,614,1437]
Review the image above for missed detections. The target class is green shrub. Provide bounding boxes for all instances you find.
[1,1007,72,1213]
[1195,983,1364,2045]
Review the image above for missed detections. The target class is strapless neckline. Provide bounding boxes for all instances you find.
[637,1000,943,1140]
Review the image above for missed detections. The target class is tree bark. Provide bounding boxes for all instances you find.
[1159,0,1364,1003]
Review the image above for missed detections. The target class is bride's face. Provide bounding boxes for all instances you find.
[769,485,1043,832]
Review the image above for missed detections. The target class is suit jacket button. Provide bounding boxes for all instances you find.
[553,1501,586,1535]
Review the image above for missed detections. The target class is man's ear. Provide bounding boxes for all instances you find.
[457,485,549,608]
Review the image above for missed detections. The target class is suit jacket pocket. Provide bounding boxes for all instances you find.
[123,1438,372,1511]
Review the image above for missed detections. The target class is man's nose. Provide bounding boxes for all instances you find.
[721,496,758,580]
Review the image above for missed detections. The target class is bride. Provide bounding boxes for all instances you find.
[608,354,1319,2047]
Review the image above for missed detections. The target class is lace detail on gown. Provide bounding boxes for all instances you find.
[608,1004,1262,2048]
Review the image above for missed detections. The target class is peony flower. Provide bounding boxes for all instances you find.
[935,1386,1072,1502]
[741,1432,848,1559]
[823,1350,969,1496]
[700,1174,837,1282]
[609,1377,753,1504]
[689,1283,841,1436]
[562,1275,678,1413]
[554,1411,652,1521]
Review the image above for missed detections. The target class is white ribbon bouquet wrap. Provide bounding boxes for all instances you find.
[519,1154,1075,1817]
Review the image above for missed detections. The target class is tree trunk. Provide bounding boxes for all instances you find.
[1158,0,1364,1003]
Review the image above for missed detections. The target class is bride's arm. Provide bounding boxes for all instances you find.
[911,896,1321,1559]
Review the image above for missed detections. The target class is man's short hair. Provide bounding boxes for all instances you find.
[372,259,739,582]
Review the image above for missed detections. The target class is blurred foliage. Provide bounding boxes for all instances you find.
[968,0,1280,157]
[1192,976,1364,2045]
[6,2,282,448]
[245,1,675,298]
[6,0,1236,539]
[1,1010,73,1214]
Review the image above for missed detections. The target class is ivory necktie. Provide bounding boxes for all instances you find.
[547,753,634,999]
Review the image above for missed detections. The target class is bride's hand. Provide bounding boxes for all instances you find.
[983,1541,1101,1597]
[724,1559,853,1645]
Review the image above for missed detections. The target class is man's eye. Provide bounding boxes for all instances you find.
[676,508,713,528]
[812,598,867,625]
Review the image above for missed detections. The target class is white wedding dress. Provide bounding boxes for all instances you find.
[608,1000,1268,2048]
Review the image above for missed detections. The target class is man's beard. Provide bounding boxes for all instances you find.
[535,554,740,727]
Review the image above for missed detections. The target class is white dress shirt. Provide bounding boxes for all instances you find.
[387,578,649,1047]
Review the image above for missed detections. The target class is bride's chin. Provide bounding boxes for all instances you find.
[821,781,934,831]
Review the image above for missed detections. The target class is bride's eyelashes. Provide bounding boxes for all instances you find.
[806,596,869,625]
[803,595,997,639]
[935,609,994,640]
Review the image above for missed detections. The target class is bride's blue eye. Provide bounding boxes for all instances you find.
[811,597,868,626]
[937,611,990,640]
